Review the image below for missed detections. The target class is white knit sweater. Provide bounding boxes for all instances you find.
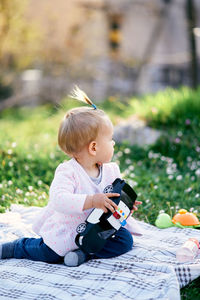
[33,158,142,256]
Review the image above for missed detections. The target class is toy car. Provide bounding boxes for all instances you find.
[75,178,137,254]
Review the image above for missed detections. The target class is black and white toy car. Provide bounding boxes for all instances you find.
[75,178,137,254]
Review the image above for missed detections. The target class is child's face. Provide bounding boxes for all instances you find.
[96,121,115,164]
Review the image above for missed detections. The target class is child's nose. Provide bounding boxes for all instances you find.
[112,140,115,146]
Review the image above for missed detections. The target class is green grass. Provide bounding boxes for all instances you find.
[0,86,200,299]
[127,86,200,127]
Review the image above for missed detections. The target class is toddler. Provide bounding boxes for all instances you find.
[0,87,142,266]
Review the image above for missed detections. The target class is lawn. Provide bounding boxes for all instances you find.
[0,86,200,299]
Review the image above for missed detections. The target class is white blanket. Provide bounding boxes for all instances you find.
[0,205,200,300]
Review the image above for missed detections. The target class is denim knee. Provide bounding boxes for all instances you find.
[94,227,133,259]
[119,227,133,253]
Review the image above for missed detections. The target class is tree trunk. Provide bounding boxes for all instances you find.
[186,0,198,89]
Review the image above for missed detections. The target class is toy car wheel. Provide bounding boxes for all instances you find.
[103,184,113,194]
[76,223,87,233]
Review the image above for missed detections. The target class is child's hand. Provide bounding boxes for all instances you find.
[131,201,142,214]
[92,193,119,213]
[84,193,119,212]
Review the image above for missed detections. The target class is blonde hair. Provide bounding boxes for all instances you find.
[58,107,110,155]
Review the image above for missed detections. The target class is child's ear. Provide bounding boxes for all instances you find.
[88,141,97,156]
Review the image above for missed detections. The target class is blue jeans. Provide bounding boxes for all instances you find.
[13,227,133,263]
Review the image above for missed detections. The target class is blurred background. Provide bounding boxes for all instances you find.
[1,0,200,108]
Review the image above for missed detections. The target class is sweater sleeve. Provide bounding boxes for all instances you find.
[125,215,143,236]
[49,164,87,214]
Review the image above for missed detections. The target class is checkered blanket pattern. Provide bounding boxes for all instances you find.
[0,205,200,300]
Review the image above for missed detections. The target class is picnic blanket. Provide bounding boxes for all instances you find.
[0,205,200,300]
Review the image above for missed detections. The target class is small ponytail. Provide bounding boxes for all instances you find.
[68,86,97,109]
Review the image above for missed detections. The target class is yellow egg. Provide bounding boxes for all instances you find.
[178,209,187,214]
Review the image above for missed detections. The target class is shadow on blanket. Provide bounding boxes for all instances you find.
[0,205,200,300]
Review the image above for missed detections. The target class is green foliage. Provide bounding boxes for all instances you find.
[130,86,200,127]
[0,86,199,298]
[100,86,200,128]
[0,0,41,69]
